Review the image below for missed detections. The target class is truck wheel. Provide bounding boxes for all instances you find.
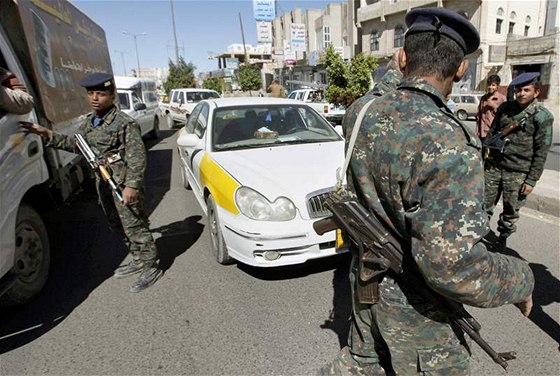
[457,110,468,121]
[149,116,160,139]
[167,115,175,129]
[207,196,234,265]
[2,204,51,306]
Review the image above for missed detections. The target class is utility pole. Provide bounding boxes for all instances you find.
[122,30,146,77]
[114,50,127,76]
[170,0,180,63]
[239,13,249,65]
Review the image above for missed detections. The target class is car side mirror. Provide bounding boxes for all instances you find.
[134,102,147,111]
[177,132,201,148]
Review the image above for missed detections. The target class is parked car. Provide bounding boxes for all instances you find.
[162,88,220,128]
[287,87,346,125]
[176,97,346,267]
[449,93,483,120]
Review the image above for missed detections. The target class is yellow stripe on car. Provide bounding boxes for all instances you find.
[200,153,240,215]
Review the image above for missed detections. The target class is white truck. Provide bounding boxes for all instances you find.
[286,81,346,125]
[161,88,220,128]
[0,0,113,305]
[115,76,160,139]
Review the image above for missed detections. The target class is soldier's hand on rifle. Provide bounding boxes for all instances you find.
[515,295,533,317]
[520,183,534,196]
[20,121,52,140]
[122,186,138,205]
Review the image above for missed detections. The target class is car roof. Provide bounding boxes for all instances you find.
[203,97,304,108]
[172,88,218,93]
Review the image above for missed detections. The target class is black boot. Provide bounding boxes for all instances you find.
[497,234,507,249]
[130,261,162,293]
[114,259,144,279]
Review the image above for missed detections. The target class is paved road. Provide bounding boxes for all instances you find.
[0,130,558,375]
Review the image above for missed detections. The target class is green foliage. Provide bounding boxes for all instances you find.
[320,45,378,107]
[236,64,262,91]
[163,57,196,95]
[203,77,223,93]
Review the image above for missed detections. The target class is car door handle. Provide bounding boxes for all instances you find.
[28,140,39,157]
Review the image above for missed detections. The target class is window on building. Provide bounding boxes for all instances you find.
[509,22,515,34]
[497,7,504,17]
[496,18,503,34]
[394,25,405,48]
[323,26,331,49]
[370,30,380,51]
[524,25,530,36]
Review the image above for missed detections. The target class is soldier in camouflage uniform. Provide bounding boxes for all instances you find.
[320,8,534,375]
[21,73,162,293]
[483,72,554,247]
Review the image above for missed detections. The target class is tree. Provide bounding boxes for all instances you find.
[163,57,196,95]
[320,44,378,107]
[203,77,224,93]
[236,64,261,92]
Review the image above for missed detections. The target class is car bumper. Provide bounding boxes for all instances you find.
[219,208,347,267]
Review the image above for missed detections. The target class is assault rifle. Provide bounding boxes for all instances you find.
[313,191,516,371]
[483,115,533,158]
[75,134,123,201]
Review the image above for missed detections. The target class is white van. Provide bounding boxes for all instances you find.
[114,76,160,138]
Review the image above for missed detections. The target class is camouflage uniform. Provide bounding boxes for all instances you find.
[484,99,554,238]
[47,105,157,262]
[320,76,534,375]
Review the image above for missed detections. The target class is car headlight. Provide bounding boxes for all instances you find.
[235,187,296,221]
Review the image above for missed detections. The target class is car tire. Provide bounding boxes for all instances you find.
[457,110,468,121]
[1,204,51,306]
[167,114,175,129]
[207,196,234,265]
[149,116,160,139]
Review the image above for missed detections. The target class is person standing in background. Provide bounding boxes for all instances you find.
[267,79,285,98]
[476,74,506,142]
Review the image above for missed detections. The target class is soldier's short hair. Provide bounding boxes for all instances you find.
[404,33,464,81]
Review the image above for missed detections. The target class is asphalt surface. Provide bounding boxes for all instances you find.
[0,129,558,375]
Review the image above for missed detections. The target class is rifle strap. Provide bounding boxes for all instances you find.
[335,99,376,192]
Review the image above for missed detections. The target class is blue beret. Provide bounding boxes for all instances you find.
[405,8,480,54]
[77,72,114,90]
[510,72,540,87]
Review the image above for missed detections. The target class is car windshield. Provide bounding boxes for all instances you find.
[117,92,131,110]
[212,105,341,151]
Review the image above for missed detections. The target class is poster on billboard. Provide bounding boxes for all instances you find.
[253,0,275,21]
[256,21,272,43]
[290,23,306,52]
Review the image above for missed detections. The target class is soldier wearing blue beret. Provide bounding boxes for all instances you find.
[21,72,162,292]
[320,7,534,375]
[484,72,554,248]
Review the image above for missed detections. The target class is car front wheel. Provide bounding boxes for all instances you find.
[2,204,51,306]
[457,110,468,121]
[207,196,234,265]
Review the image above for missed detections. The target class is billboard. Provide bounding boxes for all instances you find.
[253,0,275,21]
[256,21,272,43]
[290,23,306,52]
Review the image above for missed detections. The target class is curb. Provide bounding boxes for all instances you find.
[525,193,560,217]
[523,169,560,217]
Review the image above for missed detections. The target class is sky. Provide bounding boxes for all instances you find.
[73,0,345,76]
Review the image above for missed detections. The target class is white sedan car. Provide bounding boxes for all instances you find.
[176,97,346,267]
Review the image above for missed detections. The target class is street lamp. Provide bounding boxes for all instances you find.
[121,30,146,77]
[114,49,127,76]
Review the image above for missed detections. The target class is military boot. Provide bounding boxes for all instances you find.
[496,234,507,249]
[130,261,163,293]
[114,259,144,279]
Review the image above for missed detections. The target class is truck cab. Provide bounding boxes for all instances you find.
[162,88,220,129]
[115,76,160,139]
[287,84,346,125]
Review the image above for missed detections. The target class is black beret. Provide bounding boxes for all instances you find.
[77,72,115,90]
[405,8,480,54]
[510,72,540,87]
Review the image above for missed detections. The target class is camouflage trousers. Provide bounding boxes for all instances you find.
[484,164,527,238]
[97,181,157,262]
[319,257,470,375]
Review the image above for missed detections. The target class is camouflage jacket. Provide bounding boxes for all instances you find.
[487,99,554,186]
[349,76,533,307]
[47,105,146,189]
